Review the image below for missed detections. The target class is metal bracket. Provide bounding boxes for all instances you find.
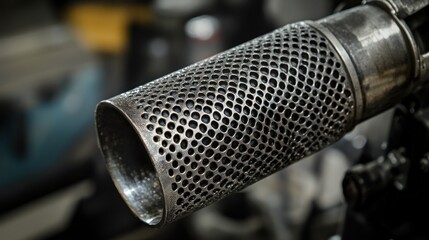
[363,0,428,18]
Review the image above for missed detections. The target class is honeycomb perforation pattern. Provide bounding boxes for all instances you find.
[126,23,355,222]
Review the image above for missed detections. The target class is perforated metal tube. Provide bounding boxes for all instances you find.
[96,4,414,227]
[96,21,356,226]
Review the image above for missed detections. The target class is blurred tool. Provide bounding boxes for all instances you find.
[0,24,102,187]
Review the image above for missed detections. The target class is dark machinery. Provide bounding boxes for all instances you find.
[342,88,429,239]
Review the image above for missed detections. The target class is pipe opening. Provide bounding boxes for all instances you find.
[96,101,164,226]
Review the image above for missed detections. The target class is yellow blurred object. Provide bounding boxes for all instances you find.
[66,4,153,54]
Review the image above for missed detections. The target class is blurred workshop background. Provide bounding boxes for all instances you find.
[0,0,393,239]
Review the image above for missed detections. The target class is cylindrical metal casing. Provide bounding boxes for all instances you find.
[95,4,413,226]
[319,4,413,120]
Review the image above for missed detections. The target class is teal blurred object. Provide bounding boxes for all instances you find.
[0,25,103,187]
[0,66,102,187]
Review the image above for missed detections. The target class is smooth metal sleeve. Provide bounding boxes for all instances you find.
[95,4,413,227]
[319,4,413,120]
